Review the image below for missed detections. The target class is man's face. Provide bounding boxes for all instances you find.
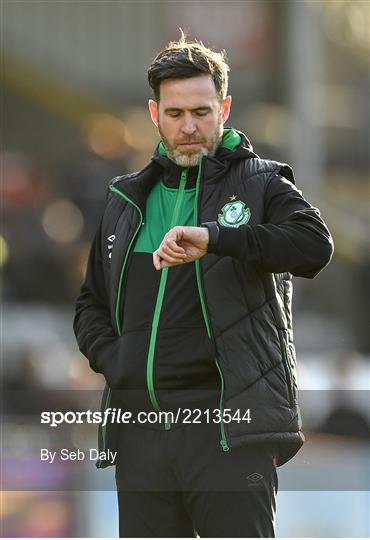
[149,75,231,167]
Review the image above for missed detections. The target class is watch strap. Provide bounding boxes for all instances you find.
[201,221,220,252]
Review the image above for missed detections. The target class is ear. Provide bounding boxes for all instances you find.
[148,99,159,127]
[221,95,232,124]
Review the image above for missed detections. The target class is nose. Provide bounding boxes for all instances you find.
[181,113,197,135]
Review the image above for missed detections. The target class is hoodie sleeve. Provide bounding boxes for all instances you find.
[73,218,120,376]
[211,173,334,278]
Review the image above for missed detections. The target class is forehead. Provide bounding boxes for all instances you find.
[158,75,218,109]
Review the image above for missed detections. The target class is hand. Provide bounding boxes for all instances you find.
[153,226,209,270]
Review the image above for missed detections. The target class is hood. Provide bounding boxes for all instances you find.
[152,127,259,172]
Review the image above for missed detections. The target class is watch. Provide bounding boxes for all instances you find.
[200,221,220,252]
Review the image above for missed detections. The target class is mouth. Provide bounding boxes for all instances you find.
[177,142,202,151]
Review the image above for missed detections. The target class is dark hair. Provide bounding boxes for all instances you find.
[147,29,229,102]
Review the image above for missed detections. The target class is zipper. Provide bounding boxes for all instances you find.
[193,157,230,452]
[110,186,144,334]
[281,335,294,405]
[98,185,143,459]
[146,168,189,430]
[100,386,112,459]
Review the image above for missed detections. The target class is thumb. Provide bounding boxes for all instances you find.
[168,226,185,242]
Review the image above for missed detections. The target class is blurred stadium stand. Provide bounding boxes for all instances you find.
[1,1,369,537]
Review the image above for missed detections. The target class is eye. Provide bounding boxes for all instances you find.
[194,110,209,117]
[168,111,181,118]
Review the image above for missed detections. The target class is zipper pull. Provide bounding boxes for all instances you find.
[220,439,230,452]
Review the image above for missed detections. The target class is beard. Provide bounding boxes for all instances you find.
[158,115,223,167]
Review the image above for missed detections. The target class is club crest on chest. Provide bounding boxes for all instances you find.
[218,200,251,228]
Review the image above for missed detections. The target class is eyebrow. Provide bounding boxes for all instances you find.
[164,106,212,113]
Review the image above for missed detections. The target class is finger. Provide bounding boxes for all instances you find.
[157,251,184,264]
[160,258,185,269]
[153,251,163,271]
[161,244,187,259]
[153,252,178,270]
[167,239,186,254]
[161,237,186,255]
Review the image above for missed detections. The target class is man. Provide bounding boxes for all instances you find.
[74,33,333,537]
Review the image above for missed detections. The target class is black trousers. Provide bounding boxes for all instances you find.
[115,420,278,538]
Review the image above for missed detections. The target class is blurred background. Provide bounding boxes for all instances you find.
[1,0,369,537]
